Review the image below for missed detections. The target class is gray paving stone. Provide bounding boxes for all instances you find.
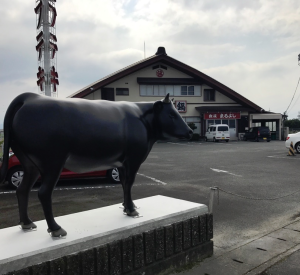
[248,236,294,256]
[284,220,300,232]
[263,255,300,275]
[189,256,252,275]
[285,249,300,266]
[267,228,300,244]
[227,246,273,268]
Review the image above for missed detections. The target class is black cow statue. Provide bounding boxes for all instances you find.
[0,93,193,237]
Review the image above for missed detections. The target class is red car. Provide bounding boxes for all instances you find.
[2,152,120,189]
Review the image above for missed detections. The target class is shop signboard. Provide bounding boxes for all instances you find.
[175,101,187,113]
[204,112,240,119]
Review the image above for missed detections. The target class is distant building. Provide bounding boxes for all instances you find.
[69,47,282,140]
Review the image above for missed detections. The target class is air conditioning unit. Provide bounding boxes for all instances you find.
[238,133,245,140]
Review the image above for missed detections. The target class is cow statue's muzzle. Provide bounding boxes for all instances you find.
[179,129,193,140]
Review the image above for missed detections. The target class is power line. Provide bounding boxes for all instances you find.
[288,83,300,114]
[285,75,300,114]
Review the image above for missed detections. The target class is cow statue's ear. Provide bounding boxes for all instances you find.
[153,101,163,114]
[171,98,174,102]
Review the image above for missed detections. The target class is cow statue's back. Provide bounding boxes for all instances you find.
[0,93,193,237]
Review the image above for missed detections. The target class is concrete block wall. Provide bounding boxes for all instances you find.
[5,213,213,275]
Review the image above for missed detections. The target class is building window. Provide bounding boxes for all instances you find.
[188,86,194,95]
[266,121,276,131]
[140,85,201,96]
[204,89,215,101]
[207,120,214,126]
[116,88,129,95]
[206,119,236,129]
[140,85,172,96]
[229,120,236,128]
[181,86,195,96]
[146,85,153,95]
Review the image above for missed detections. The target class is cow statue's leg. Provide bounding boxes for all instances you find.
[11,145,40,230]
[17,167,40,230]
[120,164,139,216]
[119,167,136,212]
[38,165,67,237]
[16,168,40,230]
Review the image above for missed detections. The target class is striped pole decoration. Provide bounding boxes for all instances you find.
[287,141,296,156]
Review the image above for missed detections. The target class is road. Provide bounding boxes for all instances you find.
[1,140,299,252]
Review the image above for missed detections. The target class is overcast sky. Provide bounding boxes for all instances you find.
[1,0,300,128]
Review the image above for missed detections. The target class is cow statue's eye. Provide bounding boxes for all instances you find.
[169,114,175,119]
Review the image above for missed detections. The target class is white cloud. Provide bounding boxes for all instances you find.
[1,0,300,129]
[203,52,299,116]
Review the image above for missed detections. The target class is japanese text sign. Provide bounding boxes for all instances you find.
[175,101,187,113]
[204,112,240,119]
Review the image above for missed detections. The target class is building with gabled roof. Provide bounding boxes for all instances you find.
[69,47,282,140]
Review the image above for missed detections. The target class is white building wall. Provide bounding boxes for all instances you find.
[78,58,283,139]
[83,64,239,118]
[82,63,252,139]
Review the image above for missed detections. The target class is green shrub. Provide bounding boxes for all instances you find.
[190,133,200,141]
[188,122,197,131]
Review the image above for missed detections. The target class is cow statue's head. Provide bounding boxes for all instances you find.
[153,94,193,140]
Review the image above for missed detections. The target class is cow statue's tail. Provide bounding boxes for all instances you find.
[0,93,29,184]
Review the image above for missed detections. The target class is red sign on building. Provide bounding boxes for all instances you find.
[204,112,240,119]
[156,69,164,77]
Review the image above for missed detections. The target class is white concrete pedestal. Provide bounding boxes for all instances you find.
[0,195,208,274]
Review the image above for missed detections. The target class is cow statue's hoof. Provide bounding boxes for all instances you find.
[19,221,37,230]
[47,227,67,238]
[122,202,139,209]
[124,208,140,217]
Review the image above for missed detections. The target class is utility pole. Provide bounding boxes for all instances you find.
[35,0,59,97]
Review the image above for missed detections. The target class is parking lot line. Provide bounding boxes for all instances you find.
[167,142,195,146]
[137,173,168,185]
[0,178,167,195]
[210,168,242,177]
[0,185,121,195]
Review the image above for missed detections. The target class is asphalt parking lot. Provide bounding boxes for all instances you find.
[1,140,300,252]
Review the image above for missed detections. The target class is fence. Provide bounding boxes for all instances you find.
[289,128,300,134]
[209,186,300,213]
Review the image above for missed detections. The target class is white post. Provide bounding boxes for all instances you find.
[208,187,218,214]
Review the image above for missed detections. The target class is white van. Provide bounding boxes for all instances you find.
[205,124,230,142]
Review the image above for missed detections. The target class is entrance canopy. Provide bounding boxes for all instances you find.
[250,113,283,140]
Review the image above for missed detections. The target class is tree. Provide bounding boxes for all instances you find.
[187,122,200,141]
[284,118,300,128]
[187,122,197,131]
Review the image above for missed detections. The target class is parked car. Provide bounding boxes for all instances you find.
[243,126,271,142]
[205,124,230,142]
[1,152,120,189]
[285,132,300,153]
